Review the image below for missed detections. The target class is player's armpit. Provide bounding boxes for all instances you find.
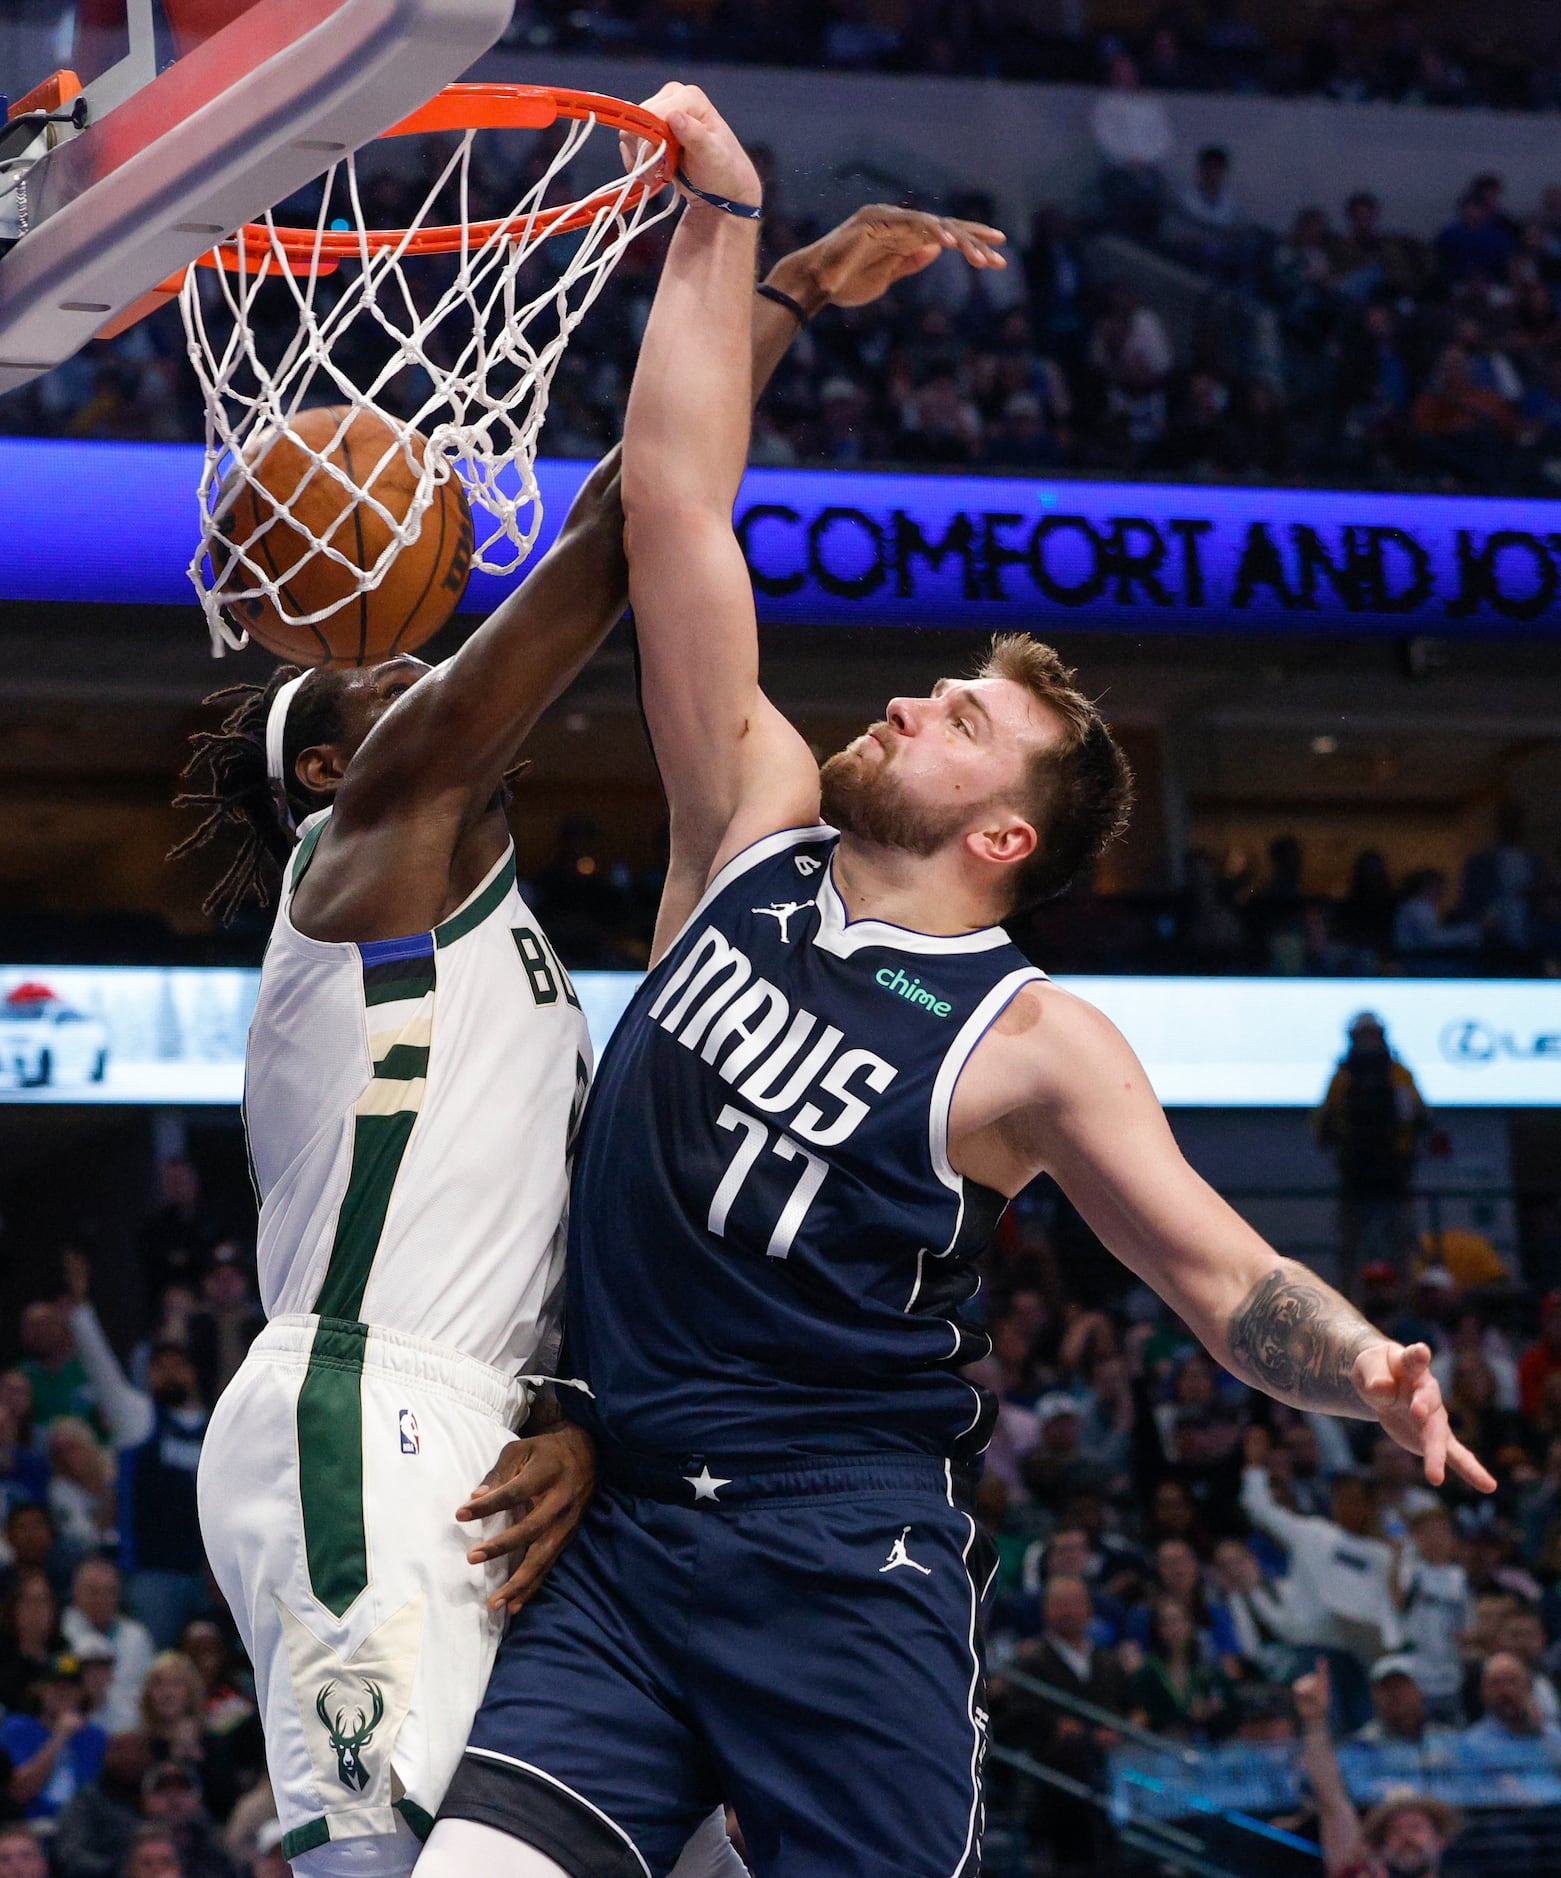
[457,1421,597,1614]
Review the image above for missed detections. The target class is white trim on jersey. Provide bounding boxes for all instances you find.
[945,1458,985,1878]
[927,966,1048,1252]
[461,1750,652,1878]
[663,824,836,959]
[812,860,1013,960]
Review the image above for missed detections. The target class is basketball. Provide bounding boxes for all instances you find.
[211,405,474,666]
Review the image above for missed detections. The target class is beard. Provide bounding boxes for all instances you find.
[819,735,972,858]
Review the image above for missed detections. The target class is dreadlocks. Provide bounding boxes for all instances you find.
[170,665,346,925]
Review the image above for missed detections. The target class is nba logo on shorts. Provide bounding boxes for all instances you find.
[398,1410,420,1455]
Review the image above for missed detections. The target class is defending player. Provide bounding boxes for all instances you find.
[427,89,1497,1878]
[175,197,1003,1878]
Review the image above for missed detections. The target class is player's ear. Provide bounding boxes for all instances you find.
[295,744,349,797]
[967,814,1037,871]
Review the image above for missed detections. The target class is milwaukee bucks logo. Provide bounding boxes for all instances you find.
[315,1680,384,1791]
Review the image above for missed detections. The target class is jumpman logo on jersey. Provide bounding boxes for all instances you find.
[879,1527,932,1576]
[754,901,809,944]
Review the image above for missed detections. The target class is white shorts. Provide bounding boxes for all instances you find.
[198,1315,526,1867]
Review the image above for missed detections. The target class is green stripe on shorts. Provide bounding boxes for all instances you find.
[296,1319,369,1619]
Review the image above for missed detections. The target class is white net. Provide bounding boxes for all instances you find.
[181,101,675,654]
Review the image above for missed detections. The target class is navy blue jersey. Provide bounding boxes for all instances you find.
[563,826,1045,1465]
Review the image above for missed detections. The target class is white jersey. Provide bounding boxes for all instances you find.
[244,811,591,1373]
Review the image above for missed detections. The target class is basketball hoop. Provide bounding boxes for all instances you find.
[180,84,679,655]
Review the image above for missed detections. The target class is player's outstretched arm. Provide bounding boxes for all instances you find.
[959,986,1496,1493]
[622,84,818,952]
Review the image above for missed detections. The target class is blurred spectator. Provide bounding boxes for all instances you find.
[1460,804,1539,956]
[121,1822,189,1878]
[1391,1505,1470,1722]
[52,1731,153,1878]
[0,1405,47,1535]
[139,1654,238,1821]
[1392,870,1489,960]
[138,1760,236,1878]
[1091,55,1172,237]
[994,1576,1130,1875]
[1335,851,1398,969]
[0,1826,47,1878]
[1241,1438,1401,1730]
[1436,179,1518,285]
[63,1258,209,1649]
[17,1303,97,1434]
[0,1654,108,1822]
[1171,145,1249,278]
[184,1250,263,1405]
[62,1561,155,1738]
[0,1574,61,1715]
[46,1419,117,1571]
[1128,1594,1234,1739]
[176,1624,258,1756]
[1328,193,1428,302]
[1520,1292,1561,1420]
[1461,1652,1561,1766]
[2,1508,64,1602]
[1497,1605,1561,1727]
[1315,1012,1430,1289]
[1351,1654,1458,1754]
[134,1162,219,1314]
[1295,1658,1460,1878]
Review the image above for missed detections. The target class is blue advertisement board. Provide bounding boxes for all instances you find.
[5,438,1561,634]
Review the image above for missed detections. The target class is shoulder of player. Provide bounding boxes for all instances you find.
[965,978,1139,1107]
[289,805,507,943]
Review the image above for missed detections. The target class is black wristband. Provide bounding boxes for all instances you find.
[756,281,811,327]
[676,165,762,220]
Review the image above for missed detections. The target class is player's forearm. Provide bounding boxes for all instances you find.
[1223,1259,1383,1418]
[623,203,760,523]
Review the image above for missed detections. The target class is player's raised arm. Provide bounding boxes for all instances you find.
[621,84,819,934]
[331,445,630,831]
[623,90,1009,955]
[956,985,1497,1493]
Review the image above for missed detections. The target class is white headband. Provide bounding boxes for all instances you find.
[265,672,310,835]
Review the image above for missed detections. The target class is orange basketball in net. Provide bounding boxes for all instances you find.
[212,405,474,666]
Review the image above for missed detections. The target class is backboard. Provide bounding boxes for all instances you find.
[0,0,516,396]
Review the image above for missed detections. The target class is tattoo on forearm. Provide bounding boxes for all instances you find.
[1227,1265,1378,1412]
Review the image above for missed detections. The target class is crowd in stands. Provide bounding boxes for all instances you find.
[9,119,1561,503]
[3,1143,1561,1875]
[3,808,1555,978]
[501,1,1561,112]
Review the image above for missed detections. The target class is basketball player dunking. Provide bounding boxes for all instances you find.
[177,195,1002,1878]
[426,88,1496,1878]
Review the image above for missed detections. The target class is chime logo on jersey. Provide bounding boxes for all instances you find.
[650,925,898,1147]
[397,1409,419,1455]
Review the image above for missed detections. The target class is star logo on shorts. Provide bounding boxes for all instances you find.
[684,1465,731,1503]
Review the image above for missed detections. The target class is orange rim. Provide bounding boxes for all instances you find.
[194,83,678,279]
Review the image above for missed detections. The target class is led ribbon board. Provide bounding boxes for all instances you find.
[0,967,1555,1107]
[5,439,1561,632]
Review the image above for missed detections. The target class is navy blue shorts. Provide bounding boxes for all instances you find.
[440,1451,994,1878]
